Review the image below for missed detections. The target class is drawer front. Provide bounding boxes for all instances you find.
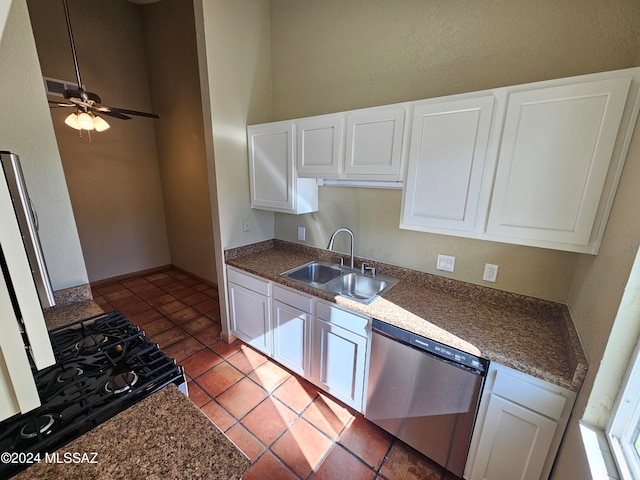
[493,369,567,420]
[273,284,313,313]
[316,301,370,337]
[227,267,271,296]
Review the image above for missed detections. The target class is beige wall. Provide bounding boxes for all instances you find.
[195,0,272,337]
[270,0,640,119]
[27,0,171,282]
[270,0,640,302]
[268,2,640,477]
[552,89,640,478]
[197,0,273,253]
[276,188,579,302]
[0,0,87,290]
[141,0,217,283]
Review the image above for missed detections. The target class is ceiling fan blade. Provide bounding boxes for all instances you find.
[98,109,132,120]
[48,100,75,107]
[104,106,159,119]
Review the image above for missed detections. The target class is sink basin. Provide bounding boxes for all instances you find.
[325,273,390,304]
[281,260,399,304]
[282,261,343,286]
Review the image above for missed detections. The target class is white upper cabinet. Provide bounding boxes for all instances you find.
[248,68,639,253]
[248,121,318,214]
[296,104,407,181]
[401,96,495,232]
[399,68,639,254]
[297,114,344,178]
[486,77,631,248]
[345,104,406,180]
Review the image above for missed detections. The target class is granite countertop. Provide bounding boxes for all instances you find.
[43,300,105,330]
[226,240,588,392]
[14,385,249,480]
[27,301,250,480]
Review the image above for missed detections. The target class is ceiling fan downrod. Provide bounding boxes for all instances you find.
[62,0,83,91]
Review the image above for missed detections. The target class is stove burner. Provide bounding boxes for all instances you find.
[19,415,56,439]
[56,366,84,383]
[75,333,108,351]
[105,371,138,394]
[0,311,185,478]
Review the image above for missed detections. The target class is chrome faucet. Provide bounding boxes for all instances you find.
[327,227,355,269]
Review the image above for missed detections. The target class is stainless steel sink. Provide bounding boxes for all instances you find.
[281,261,343,286]
[281,261,399,304]
[325,273,396,304]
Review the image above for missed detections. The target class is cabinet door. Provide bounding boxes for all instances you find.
[487,77,631,247]
[468,394,557,480]
[272,300,310,377]
[247,121,318,214]
[345,104,406,180]
[228,282,271,355]
[0,260,41,421]
[312,316,367,410]
[297,114,344,178]
[401,96,495,232]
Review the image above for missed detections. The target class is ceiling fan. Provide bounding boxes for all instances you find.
[48,0,159,133]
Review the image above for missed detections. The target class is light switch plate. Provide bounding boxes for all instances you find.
[297,226,306,241]
[437,254,455,272]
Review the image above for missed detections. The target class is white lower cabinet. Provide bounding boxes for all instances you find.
[465,364,576,480]
[226,267,371,412]
[227,267,272,355]
[311,301,370,410]
[272,285,312,377]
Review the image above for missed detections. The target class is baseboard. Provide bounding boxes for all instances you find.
[90,265,172,288]
[90,264,217,289]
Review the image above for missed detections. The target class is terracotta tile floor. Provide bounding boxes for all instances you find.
[92,267,462,480]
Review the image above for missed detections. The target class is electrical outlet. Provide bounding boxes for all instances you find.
[297,226,306,241]
[242,218,250,232]
[483,263,498,282]
[436,254,456,272]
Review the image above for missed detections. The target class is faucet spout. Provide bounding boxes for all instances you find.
[327,227,355,269]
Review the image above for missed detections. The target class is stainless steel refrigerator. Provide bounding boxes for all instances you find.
[0,151,55,308]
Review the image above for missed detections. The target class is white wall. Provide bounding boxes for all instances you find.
[0,0,87,290]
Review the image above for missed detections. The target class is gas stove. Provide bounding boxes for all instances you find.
[0,310,186,478]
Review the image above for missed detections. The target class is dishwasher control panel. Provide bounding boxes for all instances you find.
[372,319,488,374]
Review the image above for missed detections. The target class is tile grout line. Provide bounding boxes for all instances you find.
[94,269,457,479]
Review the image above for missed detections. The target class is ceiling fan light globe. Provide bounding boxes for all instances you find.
[93,115,110,132]
[64,112,82,130]
[77,112,95,130]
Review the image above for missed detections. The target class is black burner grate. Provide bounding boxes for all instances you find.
[0,311,185,478]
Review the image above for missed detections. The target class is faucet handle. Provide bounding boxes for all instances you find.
[361,263,376,276]
[336,256,345,266]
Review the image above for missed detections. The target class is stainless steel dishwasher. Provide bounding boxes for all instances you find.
[365,319,488,478]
